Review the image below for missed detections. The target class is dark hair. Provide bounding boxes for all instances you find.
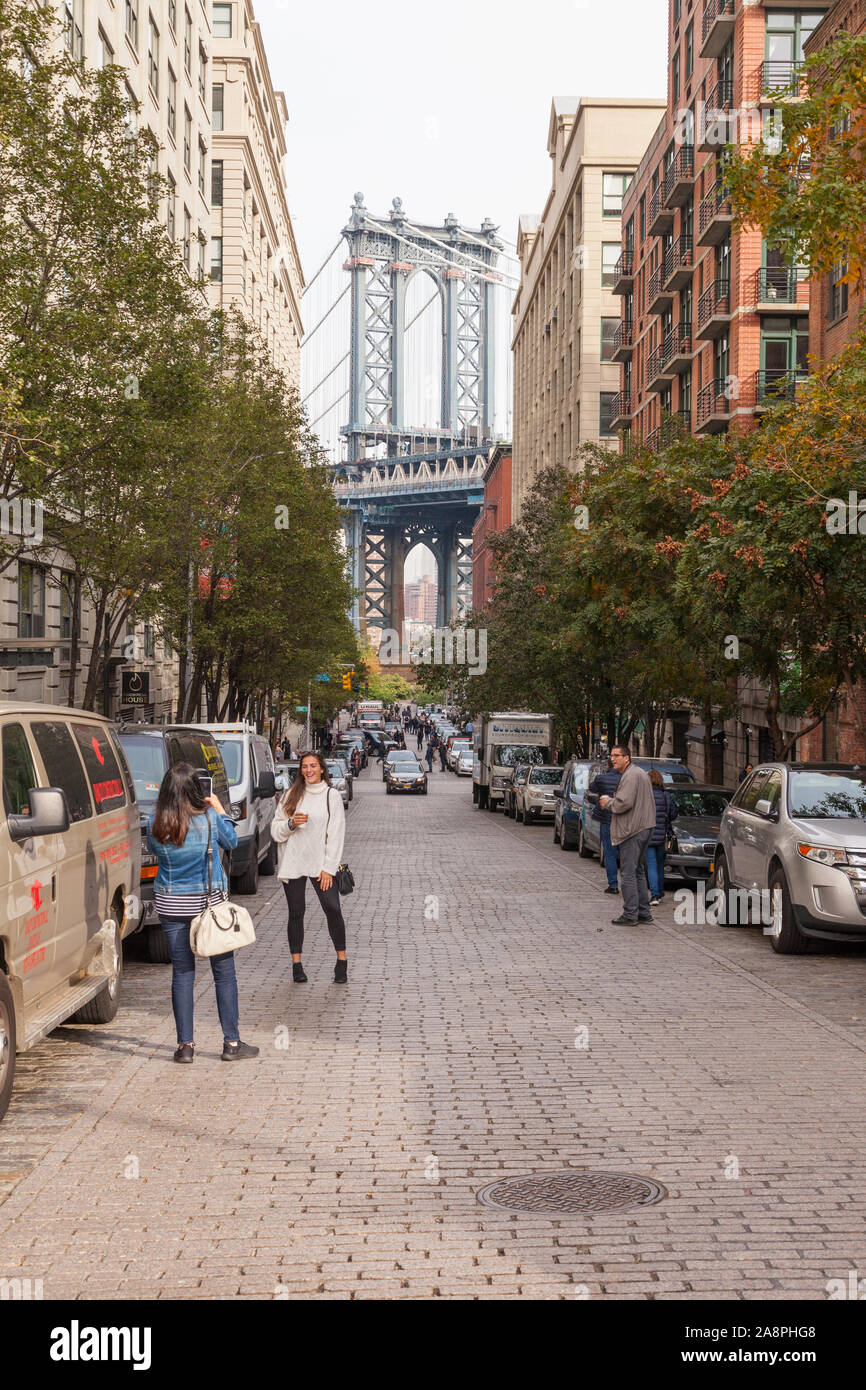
[611,744,631,759]
[281,749,332,817]
[151,762,208,846]
[648,768,665,789]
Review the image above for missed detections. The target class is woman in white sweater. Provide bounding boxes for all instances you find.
[271,750,348,984]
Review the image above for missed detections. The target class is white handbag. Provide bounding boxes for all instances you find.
[190,813,256,958]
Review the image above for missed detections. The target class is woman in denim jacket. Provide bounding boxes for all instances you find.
[147,763,258,1065]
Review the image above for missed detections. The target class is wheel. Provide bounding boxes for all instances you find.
[72,915,123,1024]
[516,802,524,824]
[488,797,497,812]
[147,924,172,963]
[768,864,810,954]
[712,852,741,925]
[386,784,392,794]
[260,835,277,876]
[233,843,260,896]
[553,817,560,844]
[561,821,574,851]
[422,786,428,794]
[0,972,16,1124]
[577,823,593,858]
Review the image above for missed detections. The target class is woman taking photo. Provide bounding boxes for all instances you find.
[147,764,259,1064]
[272,750,348,984]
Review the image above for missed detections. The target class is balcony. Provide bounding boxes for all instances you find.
[646,344,674,393]
[755,265,809,311]
[697,180,732,246]
[696,278,731,340]
[645,411,692,453]
[696,377,739,433]
[660,322,695,375]
[648,186,674,236]
[647,264,674,316]
[754,368,809,409]
[612,321,634,362]
[663,147,695,208]
[612,250,634,296]
[700,0,735,60]
[756,60,805,104]
[698,78,734,152]
[663,235,694,292]
[609,391,634,430]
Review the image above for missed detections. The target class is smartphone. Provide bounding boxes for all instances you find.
[197,772,214,799]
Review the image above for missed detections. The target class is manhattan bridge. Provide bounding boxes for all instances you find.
[301,194,518,641]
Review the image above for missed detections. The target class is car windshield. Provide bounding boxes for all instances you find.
[118,735,167,807]
[326,763,344,779]
[497,745,548,768]
[789,770,866,819]
[387,751,416,763]
[670,789,732,817]
[215,738,243,786]
[570,766,590,793]
[458,750,473,761]
[529,768,563,785]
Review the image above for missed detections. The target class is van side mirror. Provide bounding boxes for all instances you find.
[8,787,71,842]
[255,770,277,799]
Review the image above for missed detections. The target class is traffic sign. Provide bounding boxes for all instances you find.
[315,674,330,682]
[295,705,307,713]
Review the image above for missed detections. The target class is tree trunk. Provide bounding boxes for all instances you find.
[66,567,82,708]
[82,589,108,712]
[702,695,714,783]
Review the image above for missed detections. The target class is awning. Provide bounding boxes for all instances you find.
[685,723,726,742]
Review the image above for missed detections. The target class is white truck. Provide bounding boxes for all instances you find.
[473,712,554,812]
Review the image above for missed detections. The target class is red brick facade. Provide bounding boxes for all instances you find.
[472,445,512,611]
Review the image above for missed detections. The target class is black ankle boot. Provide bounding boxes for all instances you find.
[334,958,347,984]
[293,962,308,983]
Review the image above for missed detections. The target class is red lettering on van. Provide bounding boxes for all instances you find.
[22,947,46,974]
[30,880,43,910]
[92,735,105,765]
[93,778,123,805]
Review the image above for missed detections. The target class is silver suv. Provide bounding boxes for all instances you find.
[712,763,866,953]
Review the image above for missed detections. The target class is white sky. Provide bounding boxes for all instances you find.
[254,0,668,581]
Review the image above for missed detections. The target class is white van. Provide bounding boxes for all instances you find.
[188,723,277,894]
[0,703,141,1122]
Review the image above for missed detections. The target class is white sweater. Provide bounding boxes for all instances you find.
[271,780,345,880]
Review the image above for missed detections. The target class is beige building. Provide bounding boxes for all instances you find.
[206,0,304,381]
[511,97,666,518]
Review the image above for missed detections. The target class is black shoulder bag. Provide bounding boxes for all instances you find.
[324,787,355,896]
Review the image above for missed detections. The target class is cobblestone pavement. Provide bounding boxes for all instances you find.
[2,762,866,1300]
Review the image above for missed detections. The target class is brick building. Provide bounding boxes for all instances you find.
[472,444,512,611]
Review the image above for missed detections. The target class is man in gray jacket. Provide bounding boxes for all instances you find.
[600,745,656,924]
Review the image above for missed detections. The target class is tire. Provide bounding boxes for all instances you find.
[260,835,277,876]
[768,864,810,955]
[73,916,123,1024]
[516,802,523,824]
[712,852,739,925]
[233,843,260,896]
[386,784,392,794]
[561,821,574,852]
[147,924,172,963]
[488,797,497,812]
[553,818,560,845]
[0,972,17,1124]
[577,823,593,859]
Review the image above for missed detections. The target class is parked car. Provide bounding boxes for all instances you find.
[503,763,531,818]
[447,736,473,769]
[337,733,368,768]
[385,755,428,795]
[579,757,697,860]
[712,762,866,953]
[274,760,299,792]
[116,724,233,959]
[514,765,563,824]
[552,759,595,850]
[383,721,405,747]
[1,704,142,1122]
[188,723,277,896]
[455,748,474,777]
[331,754,353,799]
[664,785,733,882]
[383,749,420,783]
[326,759,351,810]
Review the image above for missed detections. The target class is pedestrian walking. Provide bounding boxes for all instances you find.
[425,738,435,773]
[272,750,348,985]
[647,769,678,906]
[588,758,622,894]
[439,740,447,772]
[417,726,424,751]
[600,745,656,925]
[147,764,259,1064]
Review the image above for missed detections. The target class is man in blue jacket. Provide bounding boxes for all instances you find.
[588,758,621,894]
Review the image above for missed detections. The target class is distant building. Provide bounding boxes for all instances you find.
[472,444,512,610]
[405,575,438,627]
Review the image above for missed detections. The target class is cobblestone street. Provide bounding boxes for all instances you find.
[2,764,866,1300]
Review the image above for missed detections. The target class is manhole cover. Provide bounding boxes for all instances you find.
[476,1170,666,1214]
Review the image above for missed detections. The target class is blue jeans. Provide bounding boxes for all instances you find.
[599,822,620,889]
[646,845,666,899]
[160,917,240,1045]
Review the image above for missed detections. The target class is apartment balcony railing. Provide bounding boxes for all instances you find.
[609,391,634,430]
[612,250,635,296]
[696,376,748,433]
[697,180,733,245]
[647,264,674,315]
[663,234,694,292]
[660,321,695,374]
[754,368,809,407]
[663,147,695,208]
[698,77,735,150]
[700,0,735,60]
[696,278,731,339]
[756,266,809,308]
[757,60,806,103]
[648,185,674,236]
[644,411,692,453]
[612,321,634,362]
[646,344,675,393]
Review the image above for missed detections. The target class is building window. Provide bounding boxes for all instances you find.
[166,172,176,239]
[599,393,617,437]
[830,261,849,321]
[602,172,630,217]
[198,41,207,104]
[672,51,680,105]
[167,64,177,137]
[123,79,138,134]
[183,207,191,270]
[148,14,159,96]
[212,3,232,37]
[685,20,693,81]
[198,138,206,198]
[601,242,620,287]
[143,624,156,659]
[98,25,114,67]
[212,83,224,130]
[183,6,192,73]
[210,236,223,282]
[65,0,84,63]
[125,0,138,49]
[59,572,78,660]
[183,106,191,173]
[18,564,45,639]
[211,159,223,206]
[601,317,618,361]
[197,234,206,282]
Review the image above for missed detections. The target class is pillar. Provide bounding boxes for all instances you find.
[442,271,463,433]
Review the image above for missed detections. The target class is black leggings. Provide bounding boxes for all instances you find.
[283,877,346,955]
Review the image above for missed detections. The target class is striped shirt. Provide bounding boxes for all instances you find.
[154,888,227,921]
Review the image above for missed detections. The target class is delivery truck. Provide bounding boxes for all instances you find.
[472,712,554,811]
